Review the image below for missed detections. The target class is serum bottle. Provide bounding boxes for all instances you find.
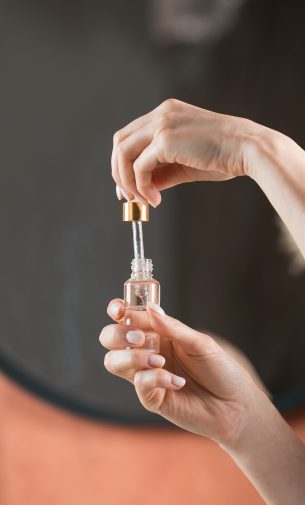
[122,201,160,352]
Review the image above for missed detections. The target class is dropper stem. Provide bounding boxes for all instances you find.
[132,221,145,260]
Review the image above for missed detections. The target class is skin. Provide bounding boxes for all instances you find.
[102,99,305,504]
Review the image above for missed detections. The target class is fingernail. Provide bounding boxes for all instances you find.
[110,303,121,317]
[107,352,125,367]
[147,354,165,368]
[171,375,186,388]
[126,330,144,345]
[150,195,161,208]
[147,302,165,317]
[116,185,123,200]
[120,188,131,201]
[134,196,147,205]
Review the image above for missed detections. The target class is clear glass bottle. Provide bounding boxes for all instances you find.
[124,258,160,352]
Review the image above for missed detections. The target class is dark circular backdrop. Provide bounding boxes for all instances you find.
[1,0,305,423]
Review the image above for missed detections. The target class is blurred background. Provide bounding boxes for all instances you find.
[0,0,305,504]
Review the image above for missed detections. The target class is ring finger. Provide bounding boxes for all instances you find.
[104,349,166,381]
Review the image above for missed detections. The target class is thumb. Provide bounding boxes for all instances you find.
[146,303,216,356]
[134,368,186,413]
[152,163,191,191]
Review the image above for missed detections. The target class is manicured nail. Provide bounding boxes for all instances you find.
[116,185,123,200]
[147,354,166,368]
[126,330,144,345]
[120,188,131,201]
[147,302,165,317]
[110,303,121,317]
[171,375,186,388]
[134,196,147,205]
[107,352,125,367]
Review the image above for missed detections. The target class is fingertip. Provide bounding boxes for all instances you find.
[98,331,103,345]
[107,299,125,320]
[171,375,186,388]
[147,302,166,317]
[154,191,162,207]
[116,185,123,200]
[148,187,161,208]
[133,195,148,205]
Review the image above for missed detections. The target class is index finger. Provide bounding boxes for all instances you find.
[107,299,125,322]
[107,299,152,332]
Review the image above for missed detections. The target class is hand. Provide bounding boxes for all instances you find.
[112,98,264,206]
[99,299,264,447]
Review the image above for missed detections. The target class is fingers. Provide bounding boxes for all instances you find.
[133,143,162,207]
[112,100,181,207]
[134,368,186,412]
[107,299,125,322]
[111,148,127,199]
[146,302,218,356]
[104,349,166,378]
[99,324,146,350]
[113,111,152,143]
[116,125,154,203]
[107,299,152,330]
[106,299,218,357]
[112,112,152,202]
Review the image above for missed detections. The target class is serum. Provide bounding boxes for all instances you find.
[122,202,160,352]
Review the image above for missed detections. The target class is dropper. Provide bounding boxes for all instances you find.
[132,221,144,259]
[122,201,149,260]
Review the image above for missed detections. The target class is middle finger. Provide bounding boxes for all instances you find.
[100,323,146,350]
[104,348,166,375]
[116,124,154,201]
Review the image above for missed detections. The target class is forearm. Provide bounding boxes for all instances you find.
[246,127,305,258]
[223,389,305,505]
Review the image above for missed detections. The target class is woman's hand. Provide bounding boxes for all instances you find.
[112,99,263,206]
[99,299,265,447]
[99,300,305,504]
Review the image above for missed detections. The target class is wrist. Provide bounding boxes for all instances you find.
[242,123,286,182]
[221,384,298,462]
[221,386,305,505]
[220,384,275,454]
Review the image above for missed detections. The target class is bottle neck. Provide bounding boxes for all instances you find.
[131,258,153,280]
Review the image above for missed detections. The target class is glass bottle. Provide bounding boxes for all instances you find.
[124,257,160,352]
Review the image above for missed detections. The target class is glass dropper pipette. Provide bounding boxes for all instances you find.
[132,220,145,260]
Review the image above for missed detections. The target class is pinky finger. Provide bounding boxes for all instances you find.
[134,368,186,412]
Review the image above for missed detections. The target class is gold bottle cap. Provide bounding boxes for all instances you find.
[122,201,149,222]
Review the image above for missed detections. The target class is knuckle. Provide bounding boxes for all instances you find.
[116,140,127,156]
[196,332,220,356]
[121,172,135,189]
[113,129,123,145]
[159,109,177,127]
[156,113,170,132]
[202,333,219,351]
[134,369,154,387]
[128,350,139,368]
[156,369,166,384]
[133,157,143,173]
[157,128,173,149]
[160,98,178,112]
[134,370,144,388]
